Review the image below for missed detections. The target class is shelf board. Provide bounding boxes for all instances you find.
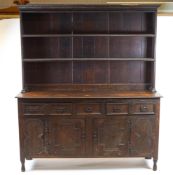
[23,58,155,62]
[22,34,155,37]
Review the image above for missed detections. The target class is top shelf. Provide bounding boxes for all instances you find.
[19,4,160,11]
[21,11,156,35]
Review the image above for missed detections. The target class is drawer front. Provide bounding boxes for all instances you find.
[76,103,102,115]
[131,103,155,114]
[23,103,72,115]
[106,103,129,115]
[51,103,73,115]
[24,104,43,114]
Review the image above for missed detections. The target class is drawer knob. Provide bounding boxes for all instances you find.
[140,106,148,112]
[38,133,44,139]
[85,107,93,113]
[93,132,98,139]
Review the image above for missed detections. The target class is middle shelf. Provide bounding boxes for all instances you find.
[22,34,156,37]
[23,60,154,85]
[22,35,155,59]
[23,58,155,62]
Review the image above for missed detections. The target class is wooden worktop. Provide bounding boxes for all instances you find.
[16,90,161,99]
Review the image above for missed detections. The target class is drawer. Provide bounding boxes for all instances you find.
[23,103,72,115]
[51,103,73,115]
[76,103,102,115]
[24,103,44,114]
[131,103,155,114]
[106,103,129,115]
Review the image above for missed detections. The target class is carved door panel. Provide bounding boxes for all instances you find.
[130,117,155,157]
[24,118,47,157]
[48,118,86,157]
[93,118,129,157]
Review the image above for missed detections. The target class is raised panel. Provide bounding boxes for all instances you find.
[24,118,46,157]
[130,117,155,157]
[93,118,129,157]
[48,118,86,157]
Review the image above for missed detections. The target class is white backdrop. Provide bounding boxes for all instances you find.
[0,16,173,174]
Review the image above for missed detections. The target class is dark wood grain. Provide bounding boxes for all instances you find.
[22,12,72,34]
[130,116,155,157]
[23,37,72,58]
[109,12,155,34]
[109,37,154,58]
[16,91,161,99]
[20,5,157,92]
[73,12,108,34]
[73,36,108,58]
[17,4,161,172]
[73,61,108,84]
[23,61,72,84]
[93,117,129,157]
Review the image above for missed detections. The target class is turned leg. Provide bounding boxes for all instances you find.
[153,159,157,171]
[21,158,25,172]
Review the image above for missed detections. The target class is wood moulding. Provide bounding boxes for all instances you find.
[1,1,173,19]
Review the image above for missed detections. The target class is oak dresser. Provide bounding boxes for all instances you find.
[16,4,161,171]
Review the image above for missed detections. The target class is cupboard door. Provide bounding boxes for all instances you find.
[130,117,155,157]
[93,118,129,157]
[48,118,86,157]
[24,118,46,157]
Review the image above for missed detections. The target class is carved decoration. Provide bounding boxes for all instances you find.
[24,119,45,157]
[130,117,154,157]
[48,119,86,156]
[24,103,72,115]
[93,118,128,157]
[43,119,49,154]
[24,104,43,114]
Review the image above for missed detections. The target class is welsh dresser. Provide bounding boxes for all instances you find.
[16,4,161,171]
